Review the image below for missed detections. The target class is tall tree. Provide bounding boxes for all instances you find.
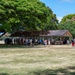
[0,0,58,32]
[59,14,75,37]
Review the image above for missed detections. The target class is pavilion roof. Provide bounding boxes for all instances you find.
[10,30,72,37]
[40,30,72,37]
[10,31,49,37]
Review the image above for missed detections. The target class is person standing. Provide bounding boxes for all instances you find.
[67,39,70,45]
[74,38,75,46]
[71,39,74,47]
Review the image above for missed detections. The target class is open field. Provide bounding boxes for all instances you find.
[0,45,75,75]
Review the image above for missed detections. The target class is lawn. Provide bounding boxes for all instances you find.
[0,45,75,75]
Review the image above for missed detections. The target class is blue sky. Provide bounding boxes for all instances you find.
[40,0,75,22]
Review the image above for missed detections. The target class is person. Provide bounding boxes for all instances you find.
[67,40,69,45]
[44,40,47,45]
[74,38,75,45]
[71,39,74,47]
[32,38,35,46]
[30,39,32,46]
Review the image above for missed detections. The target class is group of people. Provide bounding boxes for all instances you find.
[4,37,75,46]
[4,37,49,46]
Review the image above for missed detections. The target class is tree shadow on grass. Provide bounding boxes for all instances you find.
[0,66,75,75]
[0,44,27,48]
[28,66,75,75]
[0,73,9,75]
[0,44,44,48]
[0,73,18,75]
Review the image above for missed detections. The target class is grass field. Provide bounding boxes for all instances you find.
[0,45,75,75]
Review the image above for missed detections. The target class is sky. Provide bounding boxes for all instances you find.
[40,0,75,22]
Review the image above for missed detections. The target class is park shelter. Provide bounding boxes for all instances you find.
[10,30,72,45]
[39,30,72,44]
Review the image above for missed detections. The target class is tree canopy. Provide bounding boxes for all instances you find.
[60,14,75,24]
[0,0,58,32]
[59,14,75,37]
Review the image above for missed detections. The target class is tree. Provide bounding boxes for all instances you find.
[0,0,58,32]
[0,25,5,32]
[60,14,75,24]
[59,14,75,37]
[43,7,58,30]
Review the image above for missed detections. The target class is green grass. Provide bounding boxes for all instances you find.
[0,45,75,75]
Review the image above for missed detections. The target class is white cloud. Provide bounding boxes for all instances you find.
[57,16,63,23]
